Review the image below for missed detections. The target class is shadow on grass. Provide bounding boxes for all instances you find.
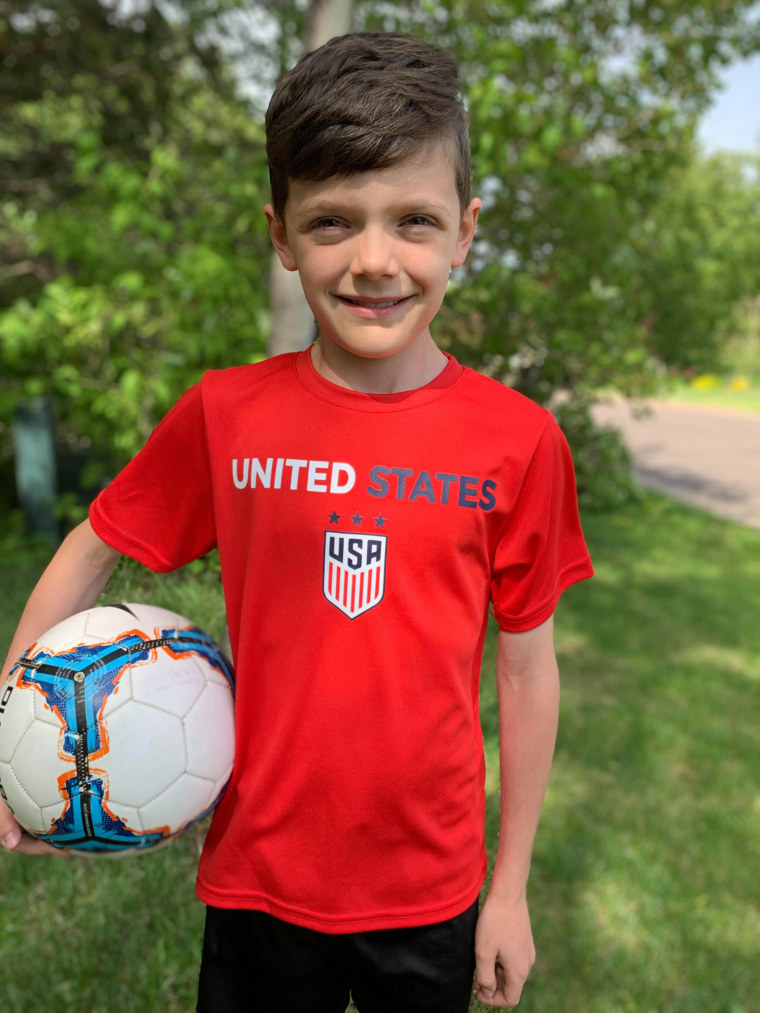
[475,494,759,1011]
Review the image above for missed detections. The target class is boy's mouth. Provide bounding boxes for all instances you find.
[336,295,413,309]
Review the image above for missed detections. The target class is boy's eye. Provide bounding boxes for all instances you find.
[309,217,344,230]
[403,214,437,228]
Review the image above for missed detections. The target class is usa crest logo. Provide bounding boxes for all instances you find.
[323,532,387,619]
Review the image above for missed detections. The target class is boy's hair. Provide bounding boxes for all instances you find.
[265,32,472,222]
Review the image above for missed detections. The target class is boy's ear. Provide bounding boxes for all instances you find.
[451,198,482,269]
[264,203,298,272]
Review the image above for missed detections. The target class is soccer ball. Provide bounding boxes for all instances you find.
[0,603,235,853]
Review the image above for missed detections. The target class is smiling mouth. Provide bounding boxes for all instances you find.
[337,295,412,308]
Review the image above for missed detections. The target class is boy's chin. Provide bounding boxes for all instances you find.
[317,334,430,362]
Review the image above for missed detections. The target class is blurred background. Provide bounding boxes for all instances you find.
[1,3,759,1011]
[2,0,760,528]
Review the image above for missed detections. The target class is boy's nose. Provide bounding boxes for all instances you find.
[350,230,399,280]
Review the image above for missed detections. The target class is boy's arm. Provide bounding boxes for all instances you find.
[1,519,121,855]
[474,616,560,1008]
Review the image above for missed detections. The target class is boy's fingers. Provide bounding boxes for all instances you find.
[1,792,66,856]
[18,836,68,856]
[0,801,22,850]
[1,825,66,857]
[477,971,526,1008]
[2,826,21,850]
[474,950,498,1000]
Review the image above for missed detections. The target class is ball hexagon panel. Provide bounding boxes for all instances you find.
[0,762,47,834]
[211,770,232,802]
[184,682,235,781]
[82,606,125,640]
[39,800,69,835]
[130,657,206,717]
[80,605,157,641]
[101,800,142,833]
[0,686,35,763]
[13,720,70,809]
[102,702,187,806]
[139,772,217,832]
[100,671,133,720]
[32,686,67,726]
[121,603,195,636]
[204,666,234,690]
[36,631,104,655]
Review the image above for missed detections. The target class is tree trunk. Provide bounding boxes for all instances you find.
[305,0,354,49]
[267,0,354,358]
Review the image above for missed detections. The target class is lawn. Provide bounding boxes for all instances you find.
[659,377,760,414]
[1,494,758,1011]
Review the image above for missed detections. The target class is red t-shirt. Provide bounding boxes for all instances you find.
[90,350,593,932]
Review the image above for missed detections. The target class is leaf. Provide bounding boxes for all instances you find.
[119,369,144,405]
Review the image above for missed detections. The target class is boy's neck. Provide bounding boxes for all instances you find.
[310,333,448,395]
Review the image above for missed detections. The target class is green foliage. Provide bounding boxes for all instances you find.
[552,398,640,511]
[355,0,760,387]
[2,1,760,509]
[357,0,760,505]
[637,151,760,372]
[0,1,271,477]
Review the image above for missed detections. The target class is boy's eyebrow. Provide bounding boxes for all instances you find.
[292,198,455,220]
[291,199,345,219]
[401,200,454,218]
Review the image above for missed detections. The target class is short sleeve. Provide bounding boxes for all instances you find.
[490,414,593,632]
[89,383,216,572]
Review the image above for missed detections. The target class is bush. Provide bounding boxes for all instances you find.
[553,399,641,511]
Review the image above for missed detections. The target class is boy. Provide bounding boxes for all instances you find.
[0,32,593,1012]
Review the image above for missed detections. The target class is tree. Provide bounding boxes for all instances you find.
[350,0,759,385]
[3,1,759,514]
[268,0,354,358]
[350,0,760,504]
[636,150,760,374]
[0,1,271,500]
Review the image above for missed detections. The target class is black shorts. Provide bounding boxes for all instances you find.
[197,899,479,1013]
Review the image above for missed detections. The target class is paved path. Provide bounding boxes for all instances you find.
[592,399,760,530]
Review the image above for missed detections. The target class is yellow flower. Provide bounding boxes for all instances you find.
[691,374,720,390]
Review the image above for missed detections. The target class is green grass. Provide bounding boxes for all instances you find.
[0,547,225,1012]
[499,496,760,1012]
[1,495,759,1011]
[659,377,760,414]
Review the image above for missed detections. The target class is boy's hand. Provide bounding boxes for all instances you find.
[0,798,62,856]
[474,893,535,1008]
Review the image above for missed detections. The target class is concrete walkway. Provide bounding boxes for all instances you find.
[592,399,760,530]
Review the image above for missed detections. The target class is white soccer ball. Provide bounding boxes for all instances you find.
[0,603,235,853]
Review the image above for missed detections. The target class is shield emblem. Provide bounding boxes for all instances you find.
[323,531,387,619]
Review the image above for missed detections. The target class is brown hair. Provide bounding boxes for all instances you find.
[265,32,472,221]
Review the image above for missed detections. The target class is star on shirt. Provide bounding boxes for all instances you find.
[373,514,386,529]
[351,512,363,526]
[328,511,341,524]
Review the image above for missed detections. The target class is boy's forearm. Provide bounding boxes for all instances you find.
[2,519,121,681]
[487,622,560,903]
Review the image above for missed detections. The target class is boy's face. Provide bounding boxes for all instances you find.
[265,147,480,366]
